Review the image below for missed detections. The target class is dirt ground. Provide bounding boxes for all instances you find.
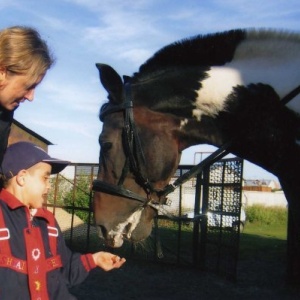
[69,256,300,300]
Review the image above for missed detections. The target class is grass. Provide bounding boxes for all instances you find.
[245,205,287,225]
[67,217,289,263]
[239,221,287,261]
[243,221,287,239]
[66,206,290,275]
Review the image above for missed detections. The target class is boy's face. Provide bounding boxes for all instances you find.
[22,162,52,209]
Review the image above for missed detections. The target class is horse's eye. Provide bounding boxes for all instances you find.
[100,142,112,153]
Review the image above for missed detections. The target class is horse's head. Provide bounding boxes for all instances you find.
[93,64,183,247]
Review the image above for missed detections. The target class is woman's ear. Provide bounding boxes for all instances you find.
[0,67,7,79]
[0,67,7,88]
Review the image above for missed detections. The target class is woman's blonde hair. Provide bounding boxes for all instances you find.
[0,26,54,82]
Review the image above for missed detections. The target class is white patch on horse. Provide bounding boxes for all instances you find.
[194,67,242,120]
[107,208,143,246]
[193,30,300,119]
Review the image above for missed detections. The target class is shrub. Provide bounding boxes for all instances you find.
[48,175,73,205]
[245,204,287,225]
[63,175,92,223]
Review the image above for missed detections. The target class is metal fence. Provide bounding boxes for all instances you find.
[46,157,243,280]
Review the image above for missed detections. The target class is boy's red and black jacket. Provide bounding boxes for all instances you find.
[0,189,96,300]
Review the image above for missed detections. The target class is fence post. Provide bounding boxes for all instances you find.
[192,172,202,266]
[199,166,210,269]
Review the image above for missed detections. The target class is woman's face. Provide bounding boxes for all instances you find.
[0,69,44,111]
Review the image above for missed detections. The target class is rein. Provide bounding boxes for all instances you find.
[281,85,300,106]
[92,83,300,208]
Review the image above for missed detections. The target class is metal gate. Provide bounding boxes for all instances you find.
[200,157,244,280]
[47,157,243,280]
[145,156,244,280]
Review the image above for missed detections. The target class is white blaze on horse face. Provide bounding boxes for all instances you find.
[107,207,143,246]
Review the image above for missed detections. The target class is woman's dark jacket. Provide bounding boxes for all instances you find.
[0,108,13,165]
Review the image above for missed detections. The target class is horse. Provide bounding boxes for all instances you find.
[92,29,300,255]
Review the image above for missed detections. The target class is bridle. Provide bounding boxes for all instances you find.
[92,82,230,208]
[93,82,167,206]
[92,82,300,209]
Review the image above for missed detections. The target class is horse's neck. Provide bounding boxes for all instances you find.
[178,116,224,150]
[231,84,299,176]
[193,35,300,118]
[180,83,300,178]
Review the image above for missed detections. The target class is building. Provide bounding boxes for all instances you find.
[8,119,52,152]
[243,179,281,192]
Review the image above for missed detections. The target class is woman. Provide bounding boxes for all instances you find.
[0,26,53,164]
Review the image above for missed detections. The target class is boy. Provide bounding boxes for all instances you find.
[0,141,125,299]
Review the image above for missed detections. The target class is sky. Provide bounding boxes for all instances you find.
[1,0,299,181]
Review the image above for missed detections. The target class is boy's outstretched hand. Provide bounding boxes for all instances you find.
[92,251,126,271]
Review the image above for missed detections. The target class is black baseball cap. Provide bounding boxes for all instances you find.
[1,142,70,179]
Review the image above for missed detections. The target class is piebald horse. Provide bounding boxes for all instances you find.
[92,29,300,260]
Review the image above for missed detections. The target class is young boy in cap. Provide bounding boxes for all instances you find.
[0,141,125,300]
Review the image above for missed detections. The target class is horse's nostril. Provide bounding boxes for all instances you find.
[124,223,132,235]
[98,225,107,238]
[125,223,131,231]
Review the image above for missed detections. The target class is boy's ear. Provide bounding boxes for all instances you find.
[16,169,27,186]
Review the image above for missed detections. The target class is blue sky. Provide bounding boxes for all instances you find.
[1,0,299,180]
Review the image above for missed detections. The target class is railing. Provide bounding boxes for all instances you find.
[46,159,243,281]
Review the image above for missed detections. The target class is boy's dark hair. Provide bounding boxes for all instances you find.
[0,174,8,189]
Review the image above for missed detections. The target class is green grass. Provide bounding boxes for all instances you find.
[239,205,288,261]
[66,210,289,268]
[243,221,287,239]
[245,205,287,225]
[239,221,287,260]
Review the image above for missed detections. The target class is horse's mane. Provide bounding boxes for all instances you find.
[130,28,300,115]
[136,29,247,75]
[135,28,300,77]
[131,29,247,113]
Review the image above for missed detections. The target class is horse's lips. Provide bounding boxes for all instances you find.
[95,226,123,247]
[110,234,124,248]
[99,208,144,247]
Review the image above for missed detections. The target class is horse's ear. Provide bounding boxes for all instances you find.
[123,75,131,84]
[95,63,123,104]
